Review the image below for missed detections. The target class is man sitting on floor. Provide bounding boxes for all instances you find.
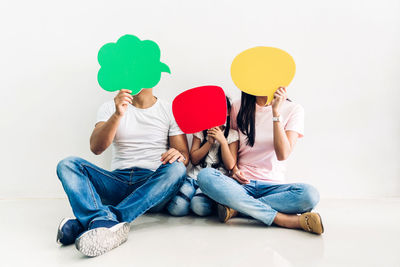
[56,87,188,257]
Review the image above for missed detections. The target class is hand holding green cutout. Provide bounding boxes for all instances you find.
[97,34,170,95]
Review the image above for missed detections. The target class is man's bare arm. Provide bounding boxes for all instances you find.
[90,89,133,155]
[161,134,189,166]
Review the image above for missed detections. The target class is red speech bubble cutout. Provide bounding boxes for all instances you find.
[172,86,227,134]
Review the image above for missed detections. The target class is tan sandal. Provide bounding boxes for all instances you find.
[299,212,324,235]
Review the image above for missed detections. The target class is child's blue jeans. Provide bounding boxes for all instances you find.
[167,176,214,216]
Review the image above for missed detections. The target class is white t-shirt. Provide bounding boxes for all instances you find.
[96,98,184,171]
[187,129,239,179]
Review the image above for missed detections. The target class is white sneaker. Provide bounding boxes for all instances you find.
[75,222,130,257]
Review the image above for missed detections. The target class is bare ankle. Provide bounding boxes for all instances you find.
[273,213,301,229]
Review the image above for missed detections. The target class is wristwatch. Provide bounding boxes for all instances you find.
[272,115,282,122]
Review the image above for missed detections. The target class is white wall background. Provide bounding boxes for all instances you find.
[0,0,399,198]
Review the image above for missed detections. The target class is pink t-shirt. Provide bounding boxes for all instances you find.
[230,100,304,183]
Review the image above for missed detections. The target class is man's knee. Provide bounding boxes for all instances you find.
[298,183,320,211]
[164,161,186,183]
[56,156,82,180]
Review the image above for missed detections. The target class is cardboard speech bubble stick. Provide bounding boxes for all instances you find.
[231,47,295,105]
[172,86,227,134]
[97,34,170,95]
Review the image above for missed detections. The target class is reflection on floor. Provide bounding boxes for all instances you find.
[1,198,399,267]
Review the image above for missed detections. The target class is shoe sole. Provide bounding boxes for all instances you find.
[56,217,73,244]
[316,213,324,234]
[75,222,130,257]
[303,212,324,235]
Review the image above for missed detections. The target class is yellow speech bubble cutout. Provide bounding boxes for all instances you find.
[231,47,296,105]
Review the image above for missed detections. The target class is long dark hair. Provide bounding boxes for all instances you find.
[199,96,231,169]
[237,91,291,147]
[237,92,256,147]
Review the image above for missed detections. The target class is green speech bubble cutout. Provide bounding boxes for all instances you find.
[97,34,170,95]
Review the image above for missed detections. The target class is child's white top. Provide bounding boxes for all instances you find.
[187,129,239,179]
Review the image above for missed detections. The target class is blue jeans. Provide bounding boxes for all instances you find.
[56,156,186,228]
[197,168,320,226]
[167,176,214,216]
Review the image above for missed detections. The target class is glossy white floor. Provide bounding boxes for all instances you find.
[1,198,399,267]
